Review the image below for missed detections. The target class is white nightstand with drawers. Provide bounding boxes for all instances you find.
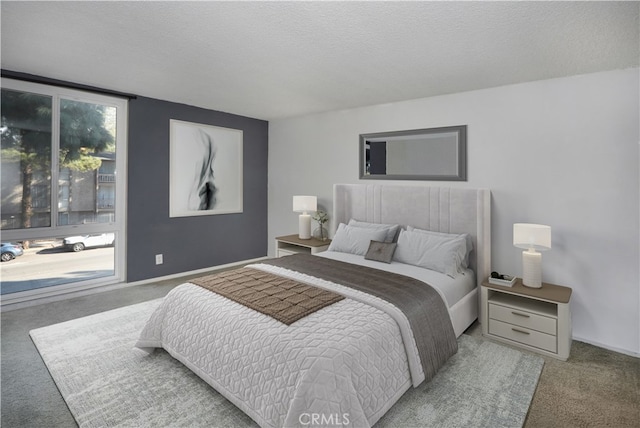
[481,278,572,360]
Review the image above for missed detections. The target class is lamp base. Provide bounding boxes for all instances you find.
[298,214,311,240]
[522,250,542,288]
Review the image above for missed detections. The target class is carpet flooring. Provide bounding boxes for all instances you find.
[30,299,542,427]
[2,277,638,427]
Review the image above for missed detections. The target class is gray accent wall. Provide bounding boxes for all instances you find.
[127,97,268,282]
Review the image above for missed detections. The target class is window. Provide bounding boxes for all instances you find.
[0,79,127,304]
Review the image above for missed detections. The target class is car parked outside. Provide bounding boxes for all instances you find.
[1,242,24,261]
[63,233,115,252]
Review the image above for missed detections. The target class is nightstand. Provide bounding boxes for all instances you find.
[481,278,572,360]
[274,234,331,258]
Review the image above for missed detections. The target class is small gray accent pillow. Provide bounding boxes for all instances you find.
[364,240,397,263]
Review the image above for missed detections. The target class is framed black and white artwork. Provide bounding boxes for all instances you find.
[169,120,243,217]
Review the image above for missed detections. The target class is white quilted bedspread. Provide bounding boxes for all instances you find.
[136,264,426,428]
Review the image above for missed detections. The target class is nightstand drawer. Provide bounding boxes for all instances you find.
[489,302,556,335]
[489,319,557,353]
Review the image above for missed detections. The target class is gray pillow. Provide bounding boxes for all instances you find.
[328,223,388,256]
[406,226,473,268]
[394,229,467,277]
[348,219,400,243]
[364,240,397,263]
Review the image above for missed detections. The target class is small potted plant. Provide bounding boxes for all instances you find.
[312,210,329,241]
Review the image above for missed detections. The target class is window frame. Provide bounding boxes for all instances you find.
[1,78,128,304]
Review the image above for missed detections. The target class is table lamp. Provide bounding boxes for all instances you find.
[293,196,317,239]
[513,223,551,288]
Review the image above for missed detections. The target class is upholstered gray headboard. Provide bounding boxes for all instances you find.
[333,184,491,289]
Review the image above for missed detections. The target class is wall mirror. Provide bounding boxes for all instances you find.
[359,125,467,181]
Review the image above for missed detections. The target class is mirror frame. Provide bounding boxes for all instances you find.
[359,125,467,181]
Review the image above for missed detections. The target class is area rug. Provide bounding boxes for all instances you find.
[30,299,544,428]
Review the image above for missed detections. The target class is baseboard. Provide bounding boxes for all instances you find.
[1,256,268,312]
[127,256,268,286]
[572,334,640,358]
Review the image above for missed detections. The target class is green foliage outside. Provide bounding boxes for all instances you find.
[1,89,115,229]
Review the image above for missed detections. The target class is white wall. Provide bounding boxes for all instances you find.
[268,69,640,356]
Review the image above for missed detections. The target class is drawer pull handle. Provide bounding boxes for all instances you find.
[512,328,531,335]
[511,311,530,318]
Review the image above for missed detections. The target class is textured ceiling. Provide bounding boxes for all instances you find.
[1,1,638,120]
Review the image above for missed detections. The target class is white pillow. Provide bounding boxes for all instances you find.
[406,226,473,268]
[348,219,400,243]
[328,223,388,256]
[393,229,467,277]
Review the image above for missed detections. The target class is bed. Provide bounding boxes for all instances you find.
[136,184,490,428]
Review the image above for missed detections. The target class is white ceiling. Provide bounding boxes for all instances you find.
[2,1,638,120]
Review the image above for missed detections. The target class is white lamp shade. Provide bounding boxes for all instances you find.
[293,195,317,213]
[513,223,551,251]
